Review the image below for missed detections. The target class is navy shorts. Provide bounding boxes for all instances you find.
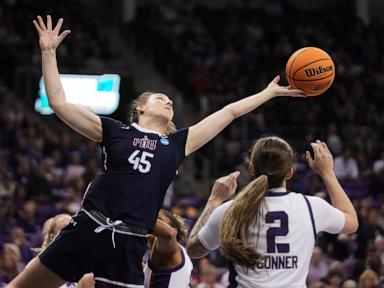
[39,210,147,286]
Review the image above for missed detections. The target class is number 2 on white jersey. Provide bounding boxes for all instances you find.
[128,150,154,173]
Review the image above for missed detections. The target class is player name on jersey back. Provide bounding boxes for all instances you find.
[256,255,298,270]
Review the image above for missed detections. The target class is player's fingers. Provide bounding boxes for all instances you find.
[305,151,314,166]
[57,30,71,45]
[270,75,280,84]
[33,20,42,34]
[230,171,240,179]
[54,18,64,34]
[321,141,331,154]
[37,15,47,30]
[287,89,307,97]
[47,15,52,30]
[316,140,326,155]
[311,143,321,160]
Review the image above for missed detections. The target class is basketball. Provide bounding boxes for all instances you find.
[286,47,335,96]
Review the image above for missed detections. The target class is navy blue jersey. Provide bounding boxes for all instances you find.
[82,117,188,230]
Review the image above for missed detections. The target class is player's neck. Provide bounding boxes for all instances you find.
[138,118,167,135]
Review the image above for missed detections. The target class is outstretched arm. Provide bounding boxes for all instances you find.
[185,77,303,156]
[187,171,239,258]
[306,141,359,234]
[33,15,102,142]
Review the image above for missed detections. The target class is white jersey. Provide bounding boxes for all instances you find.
[144,244,193,288]
[198,188,345,288]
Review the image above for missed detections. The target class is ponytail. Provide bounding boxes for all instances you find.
[219,175,268,269]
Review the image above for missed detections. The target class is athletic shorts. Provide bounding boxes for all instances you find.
[39,210,147,287]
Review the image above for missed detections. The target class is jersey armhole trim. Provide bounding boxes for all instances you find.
[302,195,317,241]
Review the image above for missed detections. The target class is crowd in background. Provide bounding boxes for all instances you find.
[1,0,122,87]
[1,0,384,287]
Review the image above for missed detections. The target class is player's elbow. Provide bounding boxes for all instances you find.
[186,241,196,257]
[349,217,359,234]
[186,243,198,259]
[222,105,239,120]
[49,100,67,111]
[186,240,207,259]
[342,214,359,234]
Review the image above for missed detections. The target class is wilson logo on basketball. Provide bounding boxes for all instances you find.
[304,65,333,77]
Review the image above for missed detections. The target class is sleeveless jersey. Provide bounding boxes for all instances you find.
[198,188,345,288]
[143,245,193,288]
[83,117,188,230]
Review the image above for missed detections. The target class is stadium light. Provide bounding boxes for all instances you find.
[34,74,121,115]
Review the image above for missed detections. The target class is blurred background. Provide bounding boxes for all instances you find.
[1,0,384,287]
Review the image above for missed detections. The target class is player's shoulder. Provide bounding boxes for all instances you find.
[213,200,234,216]
[100,116,128,130]
[285,192,326,204]
[292,193,334,213]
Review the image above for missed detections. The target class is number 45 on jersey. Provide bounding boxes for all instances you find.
[128,150,154,173]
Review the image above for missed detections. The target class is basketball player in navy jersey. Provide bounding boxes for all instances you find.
[187,137,358,287]
[144,209,193,288]
[9,16,303,288]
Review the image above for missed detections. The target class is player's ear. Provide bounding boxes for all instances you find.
[285,167,294,181]
[136,104,145,114]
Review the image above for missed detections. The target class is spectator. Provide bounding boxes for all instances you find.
[0,243,23,285]
[373,151,384,174]
[9,227,33,264]
[0,171,16,199]
[358,269,379,288]
[326,123,343,156]
[195,264,224,288]
[334,149,359,180]
[309,247,329,283]
[326,271,344,288]
[342,279,357,288]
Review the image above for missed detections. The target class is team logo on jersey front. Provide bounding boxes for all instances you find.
[133,136,157,150]
[160,136,169,145]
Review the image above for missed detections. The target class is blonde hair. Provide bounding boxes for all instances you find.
[129,91,176,134]
[33,214,71,253]
[219,136,294,269]
[358,269,379,287]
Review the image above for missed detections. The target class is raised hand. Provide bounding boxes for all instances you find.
[306,140,334,178]
[209,171,240,206]
[33,15,71,51]
[265,75,306,97]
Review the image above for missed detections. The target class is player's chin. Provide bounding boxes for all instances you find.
[162,110,174,121]
[156,112,173,123]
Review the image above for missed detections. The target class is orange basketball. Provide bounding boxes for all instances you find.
[286,47,335,96]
